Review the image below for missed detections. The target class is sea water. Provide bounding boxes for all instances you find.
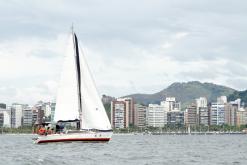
[0,134,246,165]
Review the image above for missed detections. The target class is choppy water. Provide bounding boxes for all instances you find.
[0,134,246,165]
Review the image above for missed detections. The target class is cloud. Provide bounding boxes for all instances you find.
[0,0,247,104]
[174,32,189,40]
[0,80,57,105]
[0,34,66,104]
[227,78,247,91]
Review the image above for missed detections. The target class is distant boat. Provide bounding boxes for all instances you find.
[35,29,112,144]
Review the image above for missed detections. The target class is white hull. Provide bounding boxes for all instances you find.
[35,131,113,144]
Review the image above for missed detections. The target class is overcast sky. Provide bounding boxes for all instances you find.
[0,0,247,105]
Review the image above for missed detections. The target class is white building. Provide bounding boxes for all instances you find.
[0,108,11,127]
[11,103,25,128]
[210,103,225,125]
[196,97,207,108]
[160,97,181,112]
[217,96,227,104]
[134,104,147,128]
[147,104,166,127]
[196,97,207,109]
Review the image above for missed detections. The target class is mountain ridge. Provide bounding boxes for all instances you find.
[123,81,237,108]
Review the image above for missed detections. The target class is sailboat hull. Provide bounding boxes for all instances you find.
[35,131,113,144]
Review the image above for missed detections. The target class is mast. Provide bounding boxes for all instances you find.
[72,29,83,129]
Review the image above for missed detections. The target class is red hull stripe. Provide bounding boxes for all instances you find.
[37,138,110,144]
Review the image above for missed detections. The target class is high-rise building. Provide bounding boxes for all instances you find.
[147,104,166,127]
[111,98,134,128]
[196,97,207,108]
[0,107,11,127]
[210,103,225,125]
[167,111,184,126]
[0,104,8,128]
[23,107,33,127]
[111,100,128,128]
[11,103,25,128]
[50,102,56,122]
[198,107,209,126]
[217,96,227,104]
[32,106,44,125]
[184,104,197,126]
[161,97,181,112]
[10,107,15,128]
[236,108,247,127]
[134,104,147,128]
[196,97,207,114]
[0,112,3,127]
[124,98,134,126]
[37,101,54,122]
[230,99,241,110]
[224,103,238,126]
[32,108,38,125]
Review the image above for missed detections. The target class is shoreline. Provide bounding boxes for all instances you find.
[114,132,247,135]
[0,131,246,136]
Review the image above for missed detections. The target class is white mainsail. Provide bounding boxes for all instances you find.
[54,32,111,131]
[54,34,80,121]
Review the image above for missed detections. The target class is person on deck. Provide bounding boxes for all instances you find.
[38,126,46,135]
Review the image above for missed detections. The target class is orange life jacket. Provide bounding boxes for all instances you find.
[38,128,46,135]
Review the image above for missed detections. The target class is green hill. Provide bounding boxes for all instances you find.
[125,81,236,109]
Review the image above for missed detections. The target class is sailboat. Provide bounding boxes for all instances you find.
[35,29,113,144]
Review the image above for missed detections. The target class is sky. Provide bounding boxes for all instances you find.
[0,0,247,105]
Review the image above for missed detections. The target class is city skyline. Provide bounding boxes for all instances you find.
[0,1,247,105]
[1,94,246,129]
